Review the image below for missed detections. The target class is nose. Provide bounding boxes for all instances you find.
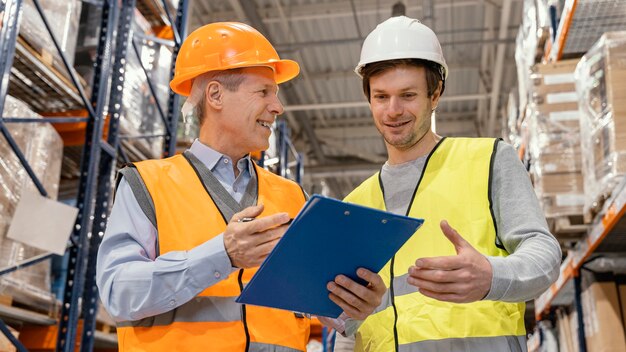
[269,95,284,115]
[388,96,403,117]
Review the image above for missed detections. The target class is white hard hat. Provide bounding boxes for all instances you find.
[355,16,448,80]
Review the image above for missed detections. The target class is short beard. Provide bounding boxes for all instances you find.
[380,118,430,151]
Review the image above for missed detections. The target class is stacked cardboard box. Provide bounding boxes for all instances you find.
[19,0,82,76]
[528,59,585,219]
[577,32,626,217]
[556,308,578,352]
[581,273,626,352]
[0,96,63,311]
[0,325,19,352]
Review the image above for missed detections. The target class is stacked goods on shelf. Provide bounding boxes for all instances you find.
[18,0,82,76]
[503,90,522,149]
[119,15,171,159]
[73,7,173,160]
[8,0,85,114]
[515,0,551,113]
[0,96,63,312]
[580,271,626,352]
[555,308,577,352]
[0,325,19,352]
[576,32,626,219]
[527,59,586,235]
[136,0,179,28]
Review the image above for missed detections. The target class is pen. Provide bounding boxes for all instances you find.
[237,217,294,224]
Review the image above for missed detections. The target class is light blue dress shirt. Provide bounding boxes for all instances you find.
[96,139,254,322]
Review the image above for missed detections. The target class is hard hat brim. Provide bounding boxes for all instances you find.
[170,59,300,97]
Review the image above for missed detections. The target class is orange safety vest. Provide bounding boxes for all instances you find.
[115,154,310,351]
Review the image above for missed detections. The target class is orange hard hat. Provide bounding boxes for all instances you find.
[170,22,300,96]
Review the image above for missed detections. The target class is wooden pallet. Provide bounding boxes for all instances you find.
[8,37,85,113]
[0,294,14,307]
[0,292,57,319]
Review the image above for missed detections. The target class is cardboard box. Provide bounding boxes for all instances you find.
[557,309,575,352]
[569,310,580,352]
[541,194,584,218]
[536,152,582,174]
[535,172,583,195]
[532,59,580,76]
[618,281,626,334]
[582,280,626,352]
[532,81,577,95]
[535,112,581,134]
[0,326,18,352]
[535,101,580,115]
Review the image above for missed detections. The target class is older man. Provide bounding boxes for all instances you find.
[97,22,384,352]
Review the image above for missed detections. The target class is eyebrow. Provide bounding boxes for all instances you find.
[371,86,418,93]
[262,83,279,93]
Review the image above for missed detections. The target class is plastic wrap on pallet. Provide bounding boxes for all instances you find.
[503,91,522,147]
[0,96,63,311]
[576,32,626,216]
[529,135,584,217]
[525,58,585,218]
[527,119,584,218]
[19,0,81,77]
[515,29,530,112]
[120,37,170,159]
[177,107,199,146]
[519,0,550,66]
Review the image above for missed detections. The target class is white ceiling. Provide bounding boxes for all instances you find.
[187,0,523,197]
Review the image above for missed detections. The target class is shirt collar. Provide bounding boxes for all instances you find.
[188,139,255,174]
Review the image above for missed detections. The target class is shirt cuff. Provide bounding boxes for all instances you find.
[317,313,363,337]
[483,256,512,301]
[186,233,237,289]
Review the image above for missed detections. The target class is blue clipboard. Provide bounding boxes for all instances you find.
[236,194,424,318]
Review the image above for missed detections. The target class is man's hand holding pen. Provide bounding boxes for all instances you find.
[224,204,291,268]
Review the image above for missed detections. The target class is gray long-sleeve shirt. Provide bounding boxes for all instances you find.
[334,140,561,351]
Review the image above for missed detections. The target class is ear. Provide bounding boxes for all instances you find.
[431,80,443,111]
[205,81,224,110]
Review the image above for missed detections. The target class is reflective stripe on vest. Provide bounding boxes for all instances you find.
[345,138,526,351]
[397,335,526,352]
[116,154,310,351]
[117,296,241,327]
[249,342,304,352]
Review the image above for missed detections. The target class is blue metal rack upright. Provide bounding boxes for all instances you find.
[0,0,190,350]
[276,118,304,184]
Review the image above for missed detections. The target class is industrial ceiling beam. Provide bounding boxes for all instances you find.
[487,0,512,136]
[274,36,515,52]
[209,0,483,24]
[304,62,516,81]
[476,0,494,136]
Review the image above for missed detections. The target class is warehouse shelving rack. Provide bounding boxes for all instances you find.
[0,0,189,351]
[525,2,626,351]
[546,0,626,62]
[275,118,304,184]
[534,179,626,351]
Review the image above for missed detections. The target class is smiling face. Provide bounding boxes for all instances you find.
[369,64,441,161]
[202,66,284,160]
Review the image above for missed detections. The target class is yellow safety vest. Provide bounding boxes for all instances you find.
[116,154,310,351]
[344,137,525,351]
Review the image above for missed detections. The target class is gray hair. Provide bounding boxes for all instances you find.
[181,68,246,125]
